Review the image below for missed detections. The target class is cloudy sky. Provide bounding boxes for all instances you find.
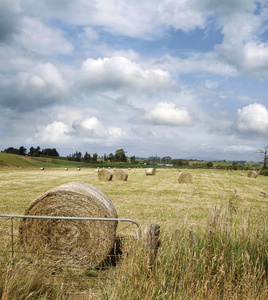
[0,0,268,161]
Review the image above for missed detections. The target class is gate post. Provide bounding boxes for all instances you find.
[146,224,160,266]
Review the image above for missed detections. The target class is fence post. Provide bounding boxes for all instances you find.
[146,224,160,265]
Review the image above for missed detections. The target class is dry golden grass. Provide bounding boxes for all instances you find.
[0,167,267,299]
[0,167,267,233]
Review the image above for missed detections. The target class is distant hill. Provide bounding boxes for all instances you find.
[0,153,86,168]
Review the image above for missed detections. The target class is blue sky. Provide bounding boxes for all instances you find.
[0,0,268,161]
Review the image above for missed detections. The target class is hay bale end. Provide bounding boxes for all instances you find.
[19,181,118,268]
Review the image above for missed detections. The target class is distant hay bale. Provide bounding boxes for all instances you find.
[145,168,156,175]
[19,182,118,268]
[98,169,113,181]
[178,172,193,183]
[40,167,44,170]
[65,168,68,171]
[113,169,128,181]
[248,171,257,178]
[77,168,81,171]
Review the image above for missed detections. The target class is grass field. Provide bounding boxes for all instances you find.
[0,166,267,299]
[0,167,267,230]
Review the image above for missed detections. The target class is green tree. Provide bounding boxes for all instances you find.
[4,147,19,154]
[29,146,41,156]
[161,156,172,163]
[92,153,98,162]
[42,148,59,157]
[108,153,114,162]
[104,153,108,162]
[206,161,213,168]
[114,149,127,162]
[19,146,27,156]
[83,152,91,162]
[130,156,136,164]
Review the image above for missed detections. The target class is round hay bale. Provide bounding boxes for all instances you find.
[77,168,81,171]
[98,169,113,181]
[145,168,156,175]
[248,171,257,178]
[178,172,193,183]
[65,168,68,171]
[19,182,118,268]
[113,169,128,181]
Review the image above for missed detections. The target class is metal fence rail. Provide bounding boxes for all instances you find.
[0,214,141,296]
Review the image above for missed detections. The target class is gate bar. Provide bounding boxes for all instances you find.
[0,214,141,241]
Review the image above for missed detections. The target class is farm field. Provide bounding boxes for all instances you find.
[0,167,267,231]
[0,167,267,299]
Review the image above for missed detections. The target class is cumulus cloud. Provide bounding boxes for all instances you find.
[158,0,211,32]
[140,102,193,126]
[14,17,73,56]
[0,63,69,111]
[71,117,124,139]
[77,57,178,92]
[151,53,238,77]
[237,103,268,135]
[33,121,70,144]
[215,1,268,79]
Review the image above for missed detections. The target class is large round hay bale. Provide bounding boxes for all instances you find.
[113,169,128,181]
[98,169,113,181]
[178,172,193,183]
[248,171,257,178]
[146,168,156,175]
[19,182,118,268]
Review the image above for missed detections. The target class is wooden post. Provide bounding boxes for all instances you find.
[146,224,160,265]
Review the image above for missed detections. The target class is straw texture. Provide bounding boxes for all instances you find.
[248,171,257,178]
[145,168,156,175]
[113,169,128,181]
[98,169,113,181]
[19,182,118,268]
[178,172,193,183]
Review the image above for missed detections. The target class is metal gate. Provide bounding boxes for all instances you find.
[0,214,141,297]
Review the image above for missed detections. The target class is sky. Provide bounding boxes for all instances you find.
[0,0,268,161]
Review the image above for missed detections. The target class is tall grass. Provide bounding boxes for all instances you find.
[0,168,267,298]
[0,263,67,300]
[105,203,267,299]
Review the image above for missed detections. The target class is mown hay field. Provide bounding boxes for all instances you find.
[0,167,267,233]
[0,167,267,299]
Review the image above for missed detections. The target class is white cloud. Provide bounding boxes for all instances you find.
[0,63,69,111]
[237,103,268,134]
[33,121,70,144]
[215,1,268,79]
[108,127,125,138]
[71,116,124,139]
[72,117,110,138]
[141,102,193,126]
[14,17,73,56]
[77,57,178,91]
[158,0,211,32]
[151,53,238,77]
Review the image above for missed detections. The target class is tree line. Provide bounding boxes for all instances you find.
[2,146,59,157]
[67,149,131,163]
